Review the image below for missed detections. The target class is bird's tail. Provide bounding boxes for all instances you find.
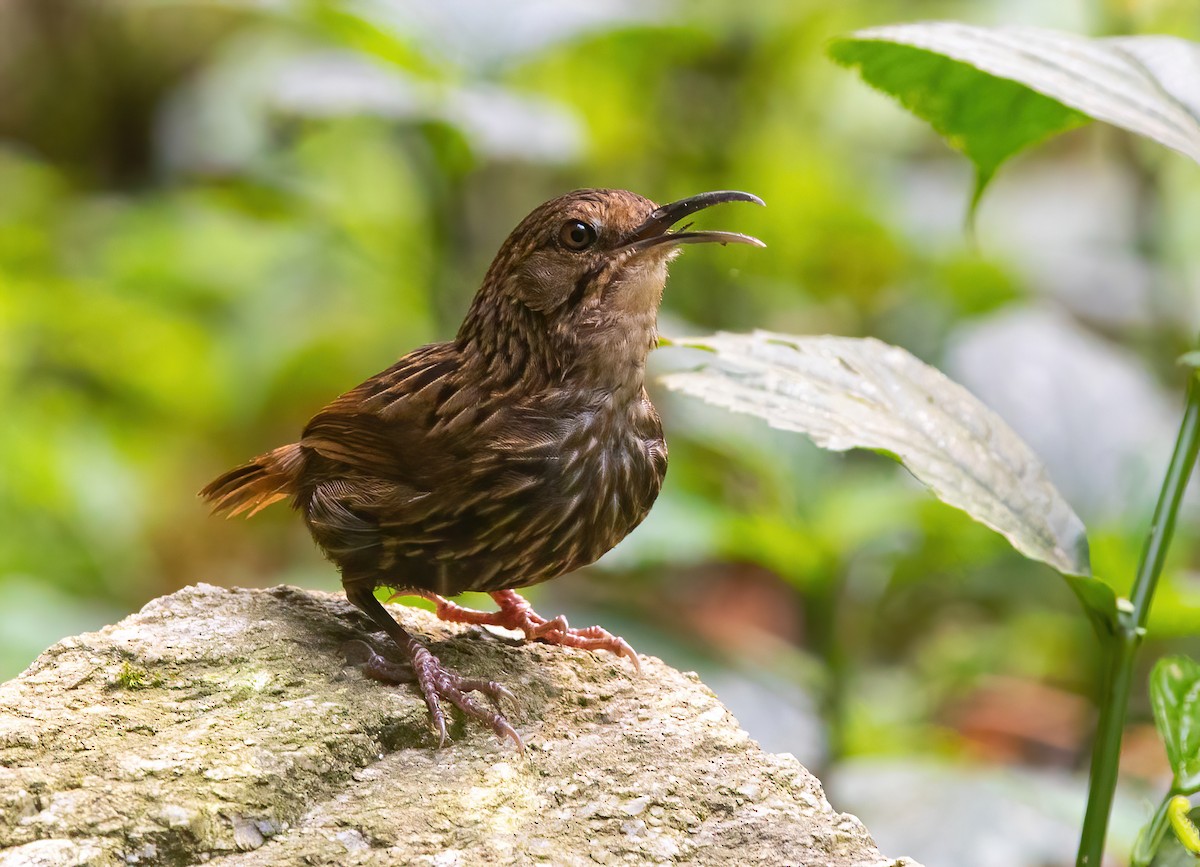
[200,443,305,518]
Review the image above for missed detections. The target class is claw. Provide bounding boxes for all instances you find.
[458,677,519,717]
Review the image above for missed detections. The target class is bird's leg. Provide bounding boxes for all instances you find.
[410,588,641,673]
[344,586,523,751]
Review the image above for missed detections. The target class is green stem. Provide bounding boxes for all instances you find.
[1076,377,1200,867]
[1077,632,1138,866]
[1130,382,1200,625]
[1131,791,1176,867]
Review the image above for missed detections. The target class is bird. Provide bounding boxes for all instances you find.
[201,188,764,749]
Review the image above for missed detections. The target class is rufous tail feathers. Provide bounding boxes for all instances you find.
[200,443,304,518]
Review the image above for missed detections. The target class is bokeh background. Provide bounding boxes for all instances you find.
[5,1,1200,863]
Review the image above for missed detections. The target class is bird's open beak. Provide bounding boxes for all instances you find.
[623,190,765,253]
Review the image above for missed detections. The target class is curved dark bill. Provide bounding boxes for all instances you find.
[625,190,765,246]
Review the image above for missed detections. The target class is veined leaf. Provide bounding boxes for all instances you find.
[830,23,1200,208]
[1151,656,1200,791]
[661,332,1094,583]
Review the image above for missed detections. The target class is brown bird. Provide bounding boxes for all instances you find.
[201,188,764,749]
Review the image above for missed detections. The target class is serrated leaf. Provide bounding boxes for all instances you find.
[661,332,1093,582]
[1151,656,1200,790]
[830,23,1200,208]
[829,35,1087,208]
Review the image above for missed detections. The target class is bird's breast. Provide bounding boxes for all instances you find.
[553,396,666,540]
[463,390,667,591]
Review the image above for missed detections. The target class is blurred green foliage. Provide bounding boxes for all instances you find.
[5,0,1200,791]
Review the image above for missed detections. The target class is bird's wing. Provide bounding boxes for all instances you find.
[299,342,467,485]
[297,341,550,586]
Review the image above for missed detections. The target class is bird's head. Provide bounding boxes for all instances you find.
[458,188,763,387]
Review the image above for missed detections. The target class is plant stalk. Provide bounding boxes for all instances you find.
[1076,376,1200,867]
[1130,791,1176,867]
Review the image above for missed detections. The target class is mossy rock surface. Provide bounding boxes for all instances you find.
[0,584,919,866]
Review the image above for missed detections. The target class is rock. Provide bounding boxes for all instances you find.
[0,584,918,867]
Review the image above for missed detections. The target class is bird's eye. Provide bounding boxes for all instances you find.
[558,220,597,251]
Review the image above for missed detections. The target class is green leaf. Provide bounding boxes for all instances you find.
[1151,656,1200,790]
[661,332,1094,582]
[300,1,445,79]
[830,23,1200,210]
[829,37,1087,211]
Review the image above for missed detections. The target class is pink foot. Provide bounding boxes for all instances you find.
[405,590,641,673]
